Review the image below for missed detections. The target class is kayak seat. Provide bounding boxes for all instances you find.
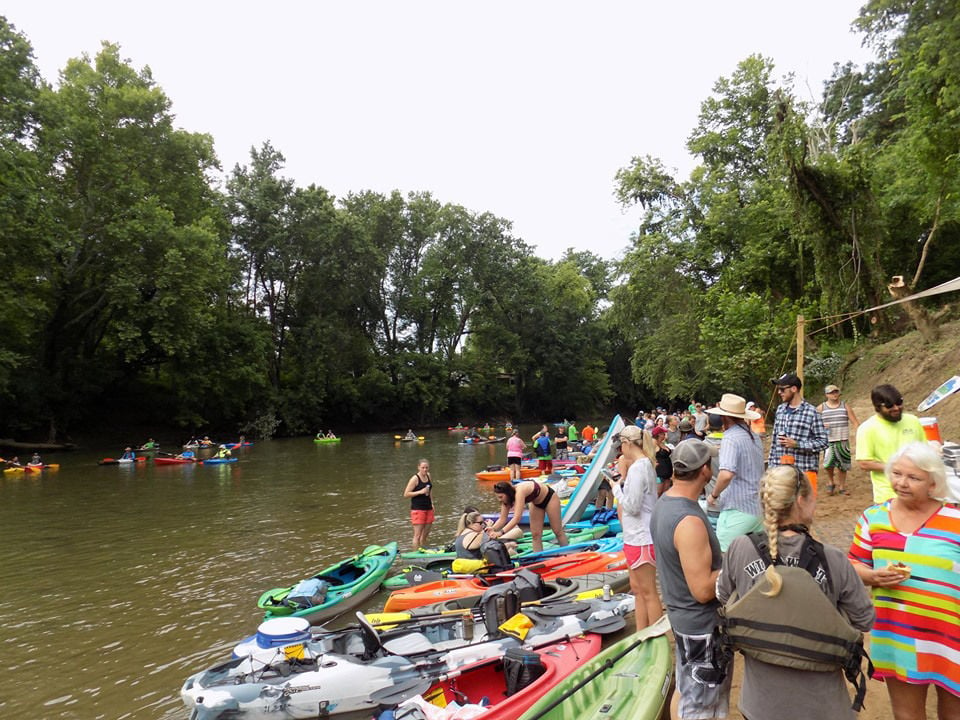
[355,611,383,660]
[381,632,434,656]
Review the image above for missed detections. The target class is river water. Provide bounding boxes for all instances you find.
[0,428,528,719]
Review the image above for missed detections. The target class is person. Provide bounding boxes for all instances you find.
[531,427,552,475]
[746,402,767,437]
[768,373,828,491]
[650,439,730,720]
[505,429,526,481]
[6,455,22,467]
[120,447,136,461]
[651,426,673,496]
[848,443,960,720]
[325,430,337,439]
[581,423,595,444]
[609,425,662,631]
[404,429,417,441]
[855,383,926,504]
[403,459,434,549]
[717,464,875,720]
[490,480,567,552]
[200,436,214,447]
[215,445,232,459]
[139,438,158,450]
[567,421,578,445]
[554,425,569,460]
[816,384,860,496]
[665,415,681,446]
[677,418,698,442]
[693,403,709,438]
[454,509,520,559]
[30,452,42,466]
[706,393,766,551]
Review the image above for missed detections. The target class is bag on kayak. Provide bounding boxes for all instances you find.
[480,539,513,572]
[591,507,618,526]
[503,647,546,696]
[286,578,330,609]
[478,568,547,636]
[718,532,873,711]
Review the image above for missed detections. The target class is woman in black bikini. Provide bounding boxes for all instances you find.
[490,480,568,552]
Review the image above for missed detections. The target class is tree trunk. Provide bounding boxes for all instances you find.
[888,275,939,342]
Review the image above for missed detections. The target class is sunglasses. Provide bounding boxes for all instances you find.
[881,398,904,409]
[776,386,792,393]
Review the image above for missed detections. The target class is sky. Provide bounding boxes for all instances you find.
[5,1,874,261]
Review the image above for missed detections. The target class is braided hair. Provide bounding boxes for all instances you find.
[758,464,812,597]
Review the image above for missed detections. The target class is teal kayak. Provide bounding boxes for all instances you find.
[400,524,608,562]
[518,615,672,720]
[201,456,237,464]
[257,543,398,624]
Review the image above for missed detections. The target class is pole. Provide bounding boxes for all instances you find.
[796,314,805,385]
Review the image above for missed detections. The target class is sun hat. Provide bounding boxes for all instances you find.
[706,393,762,421]
[678,418,694,433]
[771,373,802,389]
[672,439,718,473]
[824,384,840,394]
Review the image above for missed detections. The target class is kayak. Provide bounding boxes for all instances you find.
[181,593,634,720]
[3,466,25,475]
[258,542,398,624]
[482,502,597,527]
[153,456,196,465]
[398,524,610,563]
[395,435,425,442]
[24,463,59,472]
[408,634,604,720]
[98,457,146,465]
[561,415,624,527]
[459,436,505,445]
[223,441,254,449]
[475,465,543,482]
[313,437,341,444]
[201,456,237,464]
[518,614,673,720]
[383,551,628,612]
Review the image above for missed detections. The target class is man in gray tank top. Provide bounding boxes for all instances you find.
[650,439,731,719]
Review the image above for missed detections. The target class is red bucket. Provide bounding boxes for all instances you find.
[920,417,942,444]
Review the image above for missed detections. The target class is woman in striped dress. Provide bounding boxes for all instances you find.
[848,442,960,719]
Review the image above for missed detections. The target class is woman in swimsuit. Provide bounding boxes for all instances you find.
[490,480,568,552]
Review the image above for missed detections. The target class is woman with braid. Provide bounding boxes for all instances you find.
[717,465,874,719]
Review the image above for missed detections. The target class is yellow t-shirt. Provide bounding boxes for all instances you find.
[855,412,925,502]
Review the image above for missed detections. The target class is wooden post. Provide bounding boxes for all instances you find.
[796,314,805,385]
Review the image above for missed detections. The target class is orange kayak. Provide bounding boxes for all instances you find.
[475,466,543,482]
[383,551,628,612]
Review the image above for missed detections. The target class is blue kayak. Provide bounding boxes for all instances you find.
[202,457,238,464]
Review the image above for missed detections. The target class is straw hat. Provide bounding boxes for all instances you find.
[706,393,762,421]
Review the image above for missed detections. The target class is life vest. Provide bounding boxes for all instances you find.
[718,532,873,711]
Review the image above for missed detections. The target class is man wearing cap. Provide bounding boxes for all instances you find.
[855,383,925,503]
[768,373,828,490]
[651,439,730,719]
[816,384,860,495]
[706,393,766,551]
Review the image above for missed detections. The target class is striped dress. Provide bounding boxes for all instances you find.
[848,502,960,696]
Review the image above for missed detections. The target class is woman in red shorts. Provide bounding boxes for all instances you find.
[403,458,435,550]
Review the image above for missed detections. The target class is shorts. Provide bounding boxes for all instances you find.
[624,543,656,570]
[410,509,435,525]
[673,630,732,720]
[823,440,852,471]
[507,456,522,466]
[715,509,763,552]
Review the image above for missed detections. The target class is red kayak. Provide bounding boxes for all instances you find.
[154,456,196,465]
[420,633,602,719]
[98,457,146,465]
[383,551,627,612]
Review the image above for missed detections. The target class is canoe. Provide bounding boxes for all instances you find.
[517,614,673,720]
[181,594,634,720]
[475,465,543,482]
[313,437,341,444]
[383,551,628,612]
[258,542,398,624]
[201,456,237,464]
[411,634,604,720]
[153,456,196,465]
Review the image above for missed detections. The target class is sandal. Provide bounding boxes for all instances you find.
[826,484,835,496]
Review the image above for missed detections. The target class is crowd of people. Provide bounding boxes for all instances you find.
[400,383,958,720]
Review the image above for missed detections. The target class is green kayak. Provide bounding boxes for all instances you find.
[518,614,673,720]
[314,436,341,444]
[257,542,397,624]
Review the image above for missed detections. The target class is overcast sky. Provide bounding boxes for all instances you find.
[6,2,873,261]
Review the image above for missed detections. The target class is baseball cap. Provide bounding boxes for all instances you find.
[672,439,717,473]
[772,373,802,389]
[824,384,840,394]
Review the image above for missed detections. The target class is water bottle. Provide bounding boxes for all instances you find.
[602,583,612,600]
[462,612,474,640]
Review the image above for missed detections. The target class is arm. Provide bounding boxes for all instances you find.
[846,404,861,433]
[459,530,485,551]
[489,504,510,532]
[402,475,426,499]
[498,490,529,536]
[850,559,908,589]
[707,469,733,505]
[675,516,719,603]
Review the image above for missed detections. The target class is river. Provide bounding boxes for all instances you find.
[0,428,529,719]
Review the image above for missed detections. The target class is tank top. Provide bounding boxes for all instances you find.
[410,473,433,511]
[820,401,850,442]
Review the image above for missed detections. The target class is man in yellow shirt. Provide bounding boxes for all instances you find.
[855,383,925,502]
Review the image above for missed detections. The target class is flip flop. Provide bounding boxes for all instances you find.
[826,484,835,496]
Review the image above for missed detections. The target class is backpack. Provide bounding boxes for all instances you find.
[718,532,873,711]
[478,568,547,635]
[481,538,514,572]
[535,435,551,457]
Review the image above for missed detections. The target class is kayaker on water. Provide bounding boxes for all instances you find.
[490,480,568,553]
[31,452,42,465]
[139,438,158,450]
[120,447,136,461]
[215,445,232,459]
[404,429,417,441]
[403,459,434,550]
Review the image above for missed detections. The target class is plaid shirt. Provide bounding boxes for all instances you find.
[768,399,829,472]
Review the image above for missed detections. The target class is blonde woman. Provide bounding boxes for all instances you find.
[717,465,874,719]
[609,424,662,631]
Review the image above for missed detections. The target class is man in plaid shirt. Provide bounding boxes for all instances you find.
[768,373,829,489]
